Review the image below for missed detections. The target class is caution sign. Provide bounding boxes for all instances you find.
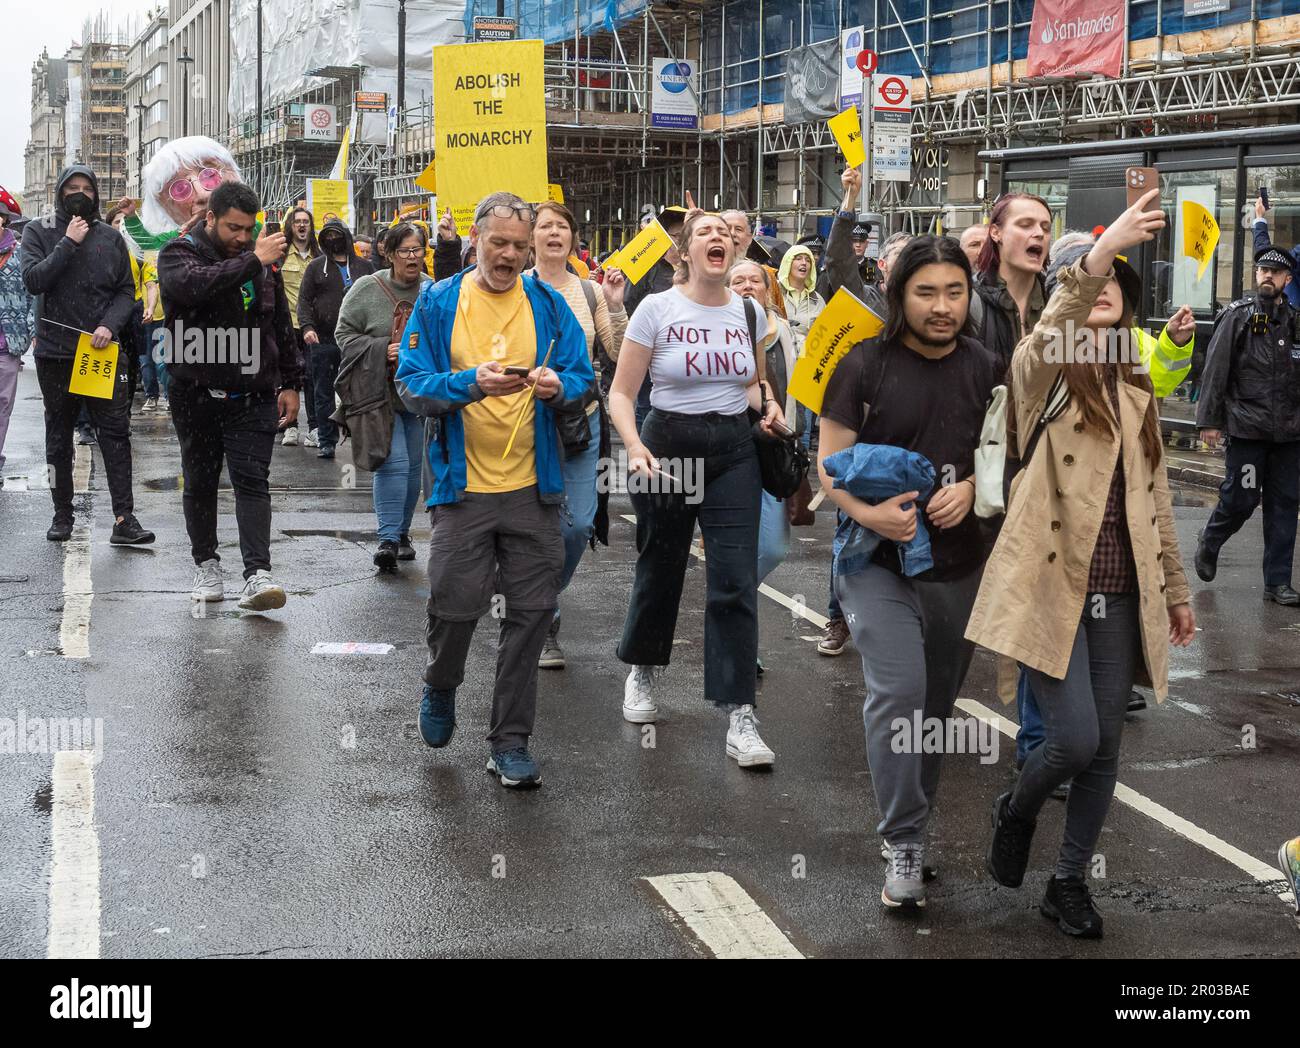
[68,332,120,400]
[433,40,548,235]
[1182,200,1220,282]
[788,288,884,413]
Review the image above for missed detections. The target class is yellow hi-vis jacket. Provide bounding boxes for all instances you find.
[1135,324,1194,398]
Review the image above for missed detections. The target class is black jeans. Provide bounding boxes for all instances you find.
[617,409,761,706]
[1012,593,1142,879]
[1202,436,1300,587]
[310,341,341,449]
[170,380,278,577]
[36,353,135,518]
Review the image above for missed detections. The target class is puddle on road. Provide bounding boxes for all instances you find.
[33,781,52,815]
[1169,491,1216,509]
[281,529,375,542]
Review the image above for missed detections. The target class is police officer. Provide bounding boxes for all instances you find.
[1195,247,1300,603]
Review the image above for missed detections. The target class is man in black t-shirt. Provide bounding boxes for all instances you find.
[816,235,999,913]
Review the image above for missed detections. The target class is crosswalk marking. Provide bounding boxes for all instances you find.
[643,872,804,959]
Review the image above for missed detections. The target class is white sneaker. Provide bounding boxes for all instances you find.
[281,426,299,447]
[303,428,320,448]
[622,666,659,723]
[161,397,171,413]
[191,559,224,602]
[237,570,287,611]
[726,704,775,768]
[142,396,158,413]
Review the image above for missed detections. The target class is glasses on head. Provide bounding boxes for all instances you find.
[393,246,424,258]
[166,166,227,203]
[478,203,537,224]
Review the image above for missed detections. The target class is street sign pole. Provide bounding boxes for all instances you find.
[856,51,878,212]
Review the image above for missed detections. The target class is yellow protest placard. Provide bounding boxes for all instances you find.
[1182,200,1220,281]
[788,288,884,414]
[613,220,673,285]
[414,159,437,195]
[547,184,565,204]
[68,332,120,399]
[827,106,866,170]
[433,40,548,239]
[307,178,352,232]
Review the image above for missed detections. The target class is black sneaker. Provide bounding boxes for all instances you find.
[1127,691,1147,712]
[1264,584,1300,606]
[110,515,156,545]
[76,425,96,446]
[373,540,399,571]
[316,446,335,459]
[46,510,74,542]
[987,791,1036,888]
[1040,875,1103,938]
[397,533,416,561]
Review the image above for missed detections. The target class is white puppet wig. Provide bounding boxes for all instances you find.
[139,135,242,235]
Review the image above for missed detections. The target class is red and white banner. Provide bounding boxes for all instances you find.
[1026,0,1126,79]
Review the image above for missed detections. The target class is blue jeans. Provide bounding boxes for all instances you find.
[557,409,601,603]
[757,489,790,584]
[373,409,424,542]
[311,341,341,449]
[138,319,160,399]
[827,508,844,621]
[1015,667,1045,766]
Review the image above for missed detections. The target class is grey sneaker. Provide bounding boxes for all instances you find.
[191,559,224,602]
[303,428,320,448]
[881,838,939,881]
[538,618,565,669]
[882,842,926,909]
[726,704,775,768]
[237,570,287,611]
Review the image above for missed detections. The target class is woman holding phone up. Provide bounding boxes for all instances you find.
[609,211,785,769]
[966,190,1196,939]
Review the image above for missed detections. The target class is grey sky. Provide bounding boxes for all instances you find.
[2,0,159,204]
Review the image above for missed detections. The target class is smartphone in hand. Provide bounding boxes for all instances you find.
[1125,167,1161,211]
[502,366,532,378]
[1259,186,1271,211]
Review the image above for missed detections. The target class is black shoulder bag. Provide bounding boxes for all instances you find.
[743,296,810,499]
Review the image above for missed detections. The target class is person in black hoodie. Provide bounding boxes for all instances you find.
[297,217,374,459]
[21,165,154,544]
[157,181,298,611]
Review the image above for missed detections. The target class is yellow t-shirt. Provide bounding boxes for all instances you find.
[450,276,538,493]
[141,258,164,321]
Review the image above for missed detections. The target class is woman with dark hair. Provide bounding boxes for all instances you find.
[610,210,784,768]
[969,193,1195,939]
[970,193,1053,371]
[281,205,322,447]
[817,235,1000,911]
[335,222,432,569]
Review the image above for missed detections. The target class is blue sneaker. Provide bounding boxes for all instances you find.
[418,687,456,747]
[485,747,541,789]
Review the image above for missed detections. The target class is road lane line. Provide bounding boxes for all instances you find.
[643,872,803,959]
[59,445,93,659]
[48,750,101,959]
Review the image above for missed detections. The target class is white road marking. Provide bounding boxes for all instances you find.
[48,750,101,959]
[59,445,93,659]
[73,442,90,494]
[644,872,803,959]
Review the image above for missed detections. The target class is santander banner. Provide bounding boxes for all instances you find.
[1026,0,1126,79]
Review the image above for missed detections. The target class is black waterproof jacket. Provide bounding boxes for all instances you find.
[298,219,375,343]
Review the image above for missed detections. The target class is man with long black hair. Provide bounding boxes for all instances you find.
[817,235,1000,911]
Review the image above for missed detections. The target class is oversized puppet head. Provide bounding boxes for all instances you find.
[140,135,241,233]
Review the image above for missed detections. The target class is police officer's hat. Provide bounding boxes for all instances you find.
[1255,247,1293,272]
[851,223,870,241]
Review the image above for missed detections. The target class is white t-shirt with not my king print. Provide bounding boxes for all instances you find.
[625,286,769,416]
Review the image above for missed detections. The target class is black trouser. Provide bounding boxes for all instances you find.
[1202,436,1300,587]
[617,409,761,706]
[170,380,278,577]
[1012,594,1142,879]
[36,353,135,519]
[300,329,317,431]
[310,341,341,449]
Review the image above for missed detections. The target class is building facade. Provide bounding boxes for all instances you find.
[168,0,232,142]
[126,8,172,196]
[22,52,70,216]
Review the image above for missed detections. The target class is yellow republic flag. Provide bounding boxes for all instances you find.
[827,106,866,169]
[414,159,437,195]
[1182,200,1220,282]
[612,220,672,285]
[788,288,884,414]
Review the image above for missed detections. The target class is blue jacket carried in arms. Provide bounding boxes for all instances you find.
[823,443,936,578]
[395,269,595,507]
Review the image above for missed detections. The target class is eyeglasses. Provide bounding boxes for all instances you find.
[166,166,227,203]
[477,203,537,224]
[393,246,424,258]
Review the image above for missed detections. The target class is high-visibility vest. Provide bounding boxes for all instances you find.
[1135,324,1193,399]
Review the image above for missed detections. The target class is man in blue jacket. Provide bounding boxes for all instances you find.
[396,191,594,789]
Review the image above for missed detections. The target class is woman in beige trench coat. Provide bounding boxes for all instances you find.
[965,191,1196,939]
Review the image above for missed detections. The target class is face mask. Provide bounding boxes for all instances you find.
[322,239,343,255]
[63,192,94,219]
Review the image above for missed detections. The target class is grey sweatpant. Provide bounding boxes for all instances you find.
[422,486,563,752]
[835,561,983,844]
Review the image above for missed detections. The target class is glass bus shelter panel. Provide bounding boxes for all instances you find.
[1246,163,1300,272]
[1154,168,1239,319]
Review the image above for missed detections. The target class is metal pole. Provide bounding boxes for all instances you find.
[397,0,406,131]
[257,0,264,196]
[756,0,764,216]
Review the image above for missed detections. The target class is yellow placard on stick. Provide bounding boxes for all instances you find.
[434,40,549,240]
[68,331,120,399]
[306,178,353,232]
[827,106,866,169]
[1182,200,1220,281]
[612,220,673,285]
[547,184,565,204]
[788,288,884,414]
[414,159,438,195]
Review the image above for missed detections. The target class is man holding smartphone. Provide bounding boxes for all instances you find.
[395,191,594,790]
[1195,241,1300,603]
